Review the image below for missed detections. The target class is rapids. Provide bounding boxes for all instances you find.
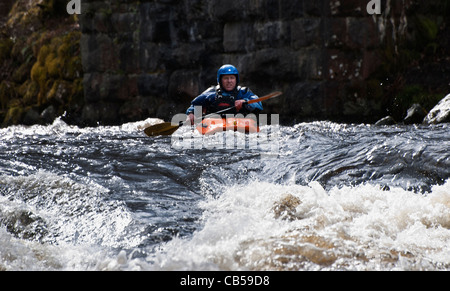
[0,118,449,270]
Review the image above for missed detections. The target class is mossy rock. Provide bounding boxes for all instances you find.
[30,62,48,105]
[57,39,71,57]
[64,55,83,79]
[58,31,83,79]
[6,2,43,35]
[47,80,72,104]
[46,52,64,78]
[12,62,32,83]
[2,106,24,127]
[0,0,83,127]
[22,80,40,105]
[36,44,51,65]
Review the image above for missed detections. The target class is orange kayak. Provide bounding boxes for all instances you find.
[196,118,259,135]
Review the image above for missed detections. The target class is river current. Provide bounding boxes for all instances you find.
[0,117,449,270]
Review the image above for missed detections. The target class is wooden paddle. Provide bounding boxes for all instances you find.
[144,91,282,137]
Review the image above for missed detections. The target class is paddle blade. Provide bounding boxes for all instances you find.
[144,122,181,137]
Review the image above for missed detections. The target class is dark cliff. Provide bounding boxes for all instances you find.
[1,0,449,127]
[78,0,450,125]
[1,0,83,126]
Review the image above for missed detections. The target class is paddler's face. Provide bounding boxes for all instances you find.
[221,75,237,91]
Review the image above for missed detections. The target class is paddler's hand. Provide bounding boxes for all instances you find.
[235,100,246,112]
[186,113,195,125]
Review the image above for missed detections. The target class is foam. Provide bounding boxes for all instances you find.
[150,180,450,270]
[0,171,145,270]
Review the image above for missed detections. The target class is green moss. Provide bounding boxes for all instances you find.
[65,56,83,79]
[57,41,71,57]
[2,106,24,127]
[62,32,83,77]
[30,61,48,105]
[37,44,51,65]
[34,31,83,81]
[6,2,42,34]
[46,52,63,78]
[28,30,82,107]
[23,81,40,105]
[0,0,83,127]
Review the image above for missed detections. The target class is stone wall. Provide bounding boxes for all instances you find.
[77,0,449,125]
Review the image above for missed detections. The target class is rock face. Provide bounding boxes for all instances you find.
[1,0,448,127]
[0,0,84,127]
[80,0,431,125]
[423,94,450,125]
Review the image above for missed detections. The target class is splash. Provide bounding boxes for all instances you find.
[150,180,450,271]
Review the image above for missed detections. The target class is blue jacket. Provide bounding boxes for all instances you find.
[186,85,263,116]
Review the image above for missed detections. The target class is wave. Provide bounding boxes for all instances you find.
[1,118,449,270]
[0,170,146,270]
[148,180,450,271]
[2,178,448,270]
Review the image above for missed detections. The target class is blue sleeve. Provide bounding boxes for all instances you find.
[238,88,263,112]
[186,87,215,115]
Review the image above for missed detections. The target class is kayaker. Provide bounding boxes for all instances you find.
[186,64,263,125]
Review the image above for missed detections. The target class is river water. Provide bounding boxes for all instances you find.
[0,117,449,271]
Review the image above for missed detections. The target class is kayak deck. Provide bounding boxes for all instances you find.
[197,118,259,135]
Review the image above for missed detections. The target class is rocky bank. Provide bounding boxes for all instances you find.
[1,0,449,127]
[0,0,83,127]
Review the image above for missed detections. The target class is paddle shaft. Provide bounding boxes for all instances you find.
[190,91,283,124]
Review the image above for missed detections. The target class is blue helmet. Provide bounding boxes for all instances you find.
[217,64,240,86]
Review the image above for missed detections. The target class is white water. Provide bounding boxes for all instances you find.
[0,119,449,270]
[149,180,450,271]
